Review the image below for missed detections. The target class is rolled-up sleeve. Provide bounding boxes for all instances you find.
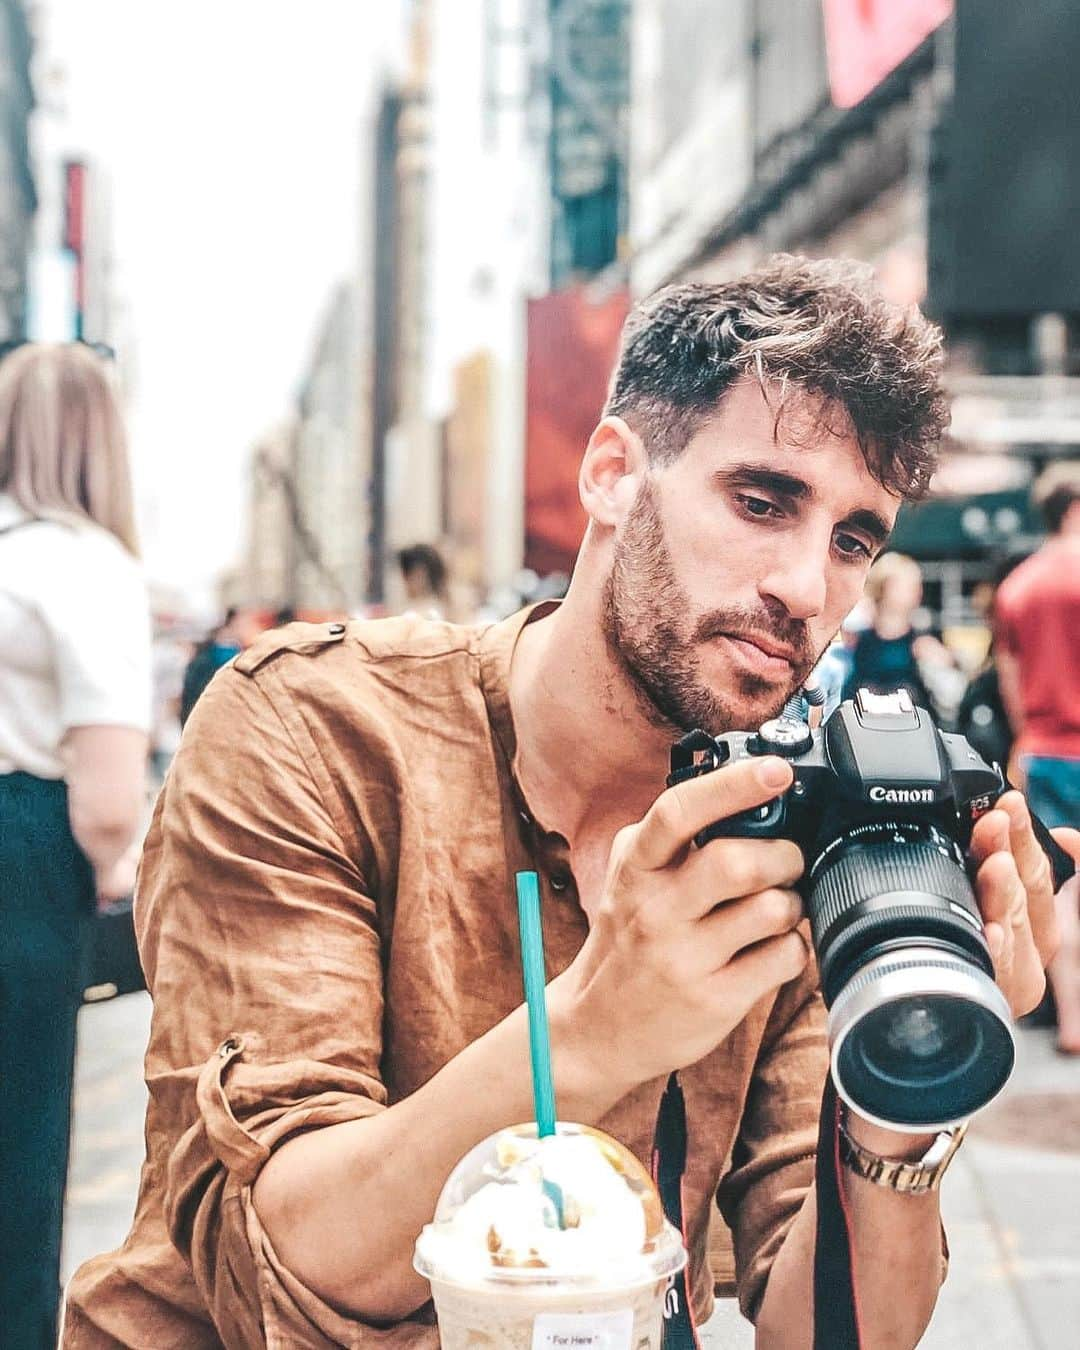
[716,963,826,1322]
[137,663,432,1346]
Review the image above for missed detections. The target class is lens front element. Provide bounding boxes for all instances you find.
[829,949,1015,1130]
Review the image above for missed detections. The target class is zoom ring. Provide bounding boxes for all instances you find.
[813,901,980,954]
[811,840,975,940]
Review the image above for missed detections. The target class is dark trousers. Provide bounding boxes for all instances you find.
[0,772,93,1350]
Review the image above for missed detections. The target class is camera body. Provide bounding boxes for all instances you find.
[669,688,1004,1001]
[669,688,1015,1130]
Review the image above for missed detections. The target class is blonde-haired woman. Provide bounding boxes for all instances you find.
[0,343,150,1348]
[842,550,952,715]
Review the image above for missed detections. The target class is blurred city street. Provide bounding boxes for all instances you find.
[3,1,1078,1345]
[65,994,1080,1349]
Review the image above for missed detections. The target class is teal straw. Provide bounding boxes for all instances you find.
[516,870,557,1138]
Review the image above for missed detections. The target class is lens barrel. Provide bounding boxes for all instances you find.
[809,821,1014,1130]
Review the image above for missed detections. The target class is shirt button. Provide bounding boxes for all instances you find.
[549,872,571,893]
[328,623,346,636]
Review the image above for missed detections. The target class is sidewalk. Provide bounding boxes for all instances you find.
[64,996,1080,1347]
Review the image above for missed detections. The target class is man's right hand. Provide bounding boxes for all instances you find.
[549,754,809,1095]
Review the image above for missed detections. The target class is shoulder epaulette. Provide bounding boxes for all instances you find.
[233,621,348,676]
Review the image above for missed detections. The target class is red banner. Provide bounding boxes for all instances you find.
[524,286,629,576]
[63,161,86,254]
[823,0,952,108]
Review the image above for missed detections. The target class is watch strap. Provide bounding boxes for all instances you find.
[838,1116,969,1194]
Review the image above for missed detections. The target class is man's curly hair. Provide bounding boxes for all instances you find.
[604,254,949,500]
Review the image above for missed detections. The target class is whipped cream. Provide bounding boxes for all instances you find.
[415,1126,674,1288]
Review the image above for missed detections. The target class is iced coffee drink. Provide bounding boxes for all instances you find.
[414,1123,686,1349]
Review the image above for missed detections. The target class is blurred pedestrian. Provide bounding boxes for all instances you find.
[842,550,955,717]
[995,462,1080,1053]
[955,554,1022,775]
[0,343,151,1348]
[179,606,257,727]
[149,625,192,781]
[396,542,449,619]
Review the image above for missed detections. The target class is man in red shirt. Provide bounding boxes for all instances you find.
[996,462,1080,1051]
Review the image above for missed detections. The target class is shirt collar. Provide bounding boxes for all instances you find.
[477,599,560,789]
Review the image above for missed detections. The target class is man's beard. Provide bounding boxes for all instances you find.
[600,478,819,737]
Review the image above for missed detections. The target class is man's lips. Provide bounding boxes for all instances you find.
[712,632,801,677]
[725,632,799,662]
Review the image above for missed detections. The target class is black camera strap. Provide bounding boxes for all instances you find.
[813,1078,862,1348]
[652,1073,701,1349]
[652,1073,862,1349]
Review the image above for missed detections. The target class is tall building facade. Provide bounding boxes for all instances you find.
[546,0,630,287]
[630,0,937,299]
[0,0,35,343]
[291,284,368,611]
[234,420,297,613]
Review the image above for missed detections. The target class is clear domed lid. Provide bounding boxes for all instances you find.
[414,1122,686,1288]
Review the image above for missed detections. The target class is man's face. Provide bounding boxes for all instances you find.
[601,378,900,736]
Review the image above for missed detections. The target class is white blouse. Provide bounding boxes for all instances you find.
[0,493,151,779]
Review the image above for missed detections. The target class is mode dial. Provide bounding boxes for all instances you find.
[756,715,813,758]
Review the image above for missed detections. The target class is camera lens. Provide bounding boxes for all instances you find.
[810,821,1014,1129]
[832,963,1014,1128]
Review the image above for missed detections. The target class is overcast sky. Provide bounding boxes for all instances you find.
[39,2,402,609]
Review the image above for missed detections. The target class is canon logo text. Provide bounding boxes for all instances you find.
[869,786,935,804]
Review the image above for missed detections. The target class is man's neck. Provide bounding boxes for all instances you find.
[508,579,677,845]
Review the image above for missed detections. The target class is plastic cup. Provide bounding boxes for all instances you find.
[414,1122,686,1350]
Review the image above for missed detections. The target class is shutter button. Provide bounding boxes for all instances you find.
[328,623,346,636]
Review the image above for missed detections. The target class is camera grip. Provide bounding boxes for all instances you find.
[694,795,787,848]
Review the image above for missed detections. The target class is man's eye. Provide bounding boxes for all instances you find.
[835,532,872,560]
[737,494,781,519]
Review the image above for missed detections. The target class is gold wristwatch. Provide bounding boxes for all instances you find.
[838,1116,969,1194]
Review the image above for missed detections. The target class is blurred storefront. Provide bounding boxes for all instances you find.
[523,283,627,575]
[444,351,492,598]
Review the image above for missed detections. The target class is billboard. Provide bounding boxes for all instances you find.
[823,0,952,108]
[524,285,629,576]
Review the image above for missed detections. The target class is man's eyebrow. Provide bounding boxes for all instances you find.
[712,463,891,544]
[843,508,891,547]
[712,465,811,499]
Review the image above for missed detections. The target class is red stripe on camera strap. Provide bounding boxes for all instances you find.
[813,1078,863,1349]
[651,1073,862,1349]
[651,1073,701,1350]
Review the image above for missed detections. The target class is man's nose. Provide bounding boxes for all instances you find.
[758,542,829,621]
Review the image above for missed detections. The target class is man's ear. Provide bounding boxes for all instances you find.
[579,416,647,526]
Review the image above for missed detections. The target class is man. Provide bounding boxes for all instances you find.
[64,258,1076,1349]
[995,462,1080,1052]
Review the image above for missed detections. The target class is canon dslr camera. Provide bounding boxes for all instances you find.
[669,688,1072,1132]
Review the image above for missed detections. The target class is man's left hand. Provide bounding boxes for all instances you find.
[969,791,1080,1016]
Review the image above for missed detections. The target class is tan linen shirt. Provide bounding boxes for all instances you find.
[63,605,826,1349]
